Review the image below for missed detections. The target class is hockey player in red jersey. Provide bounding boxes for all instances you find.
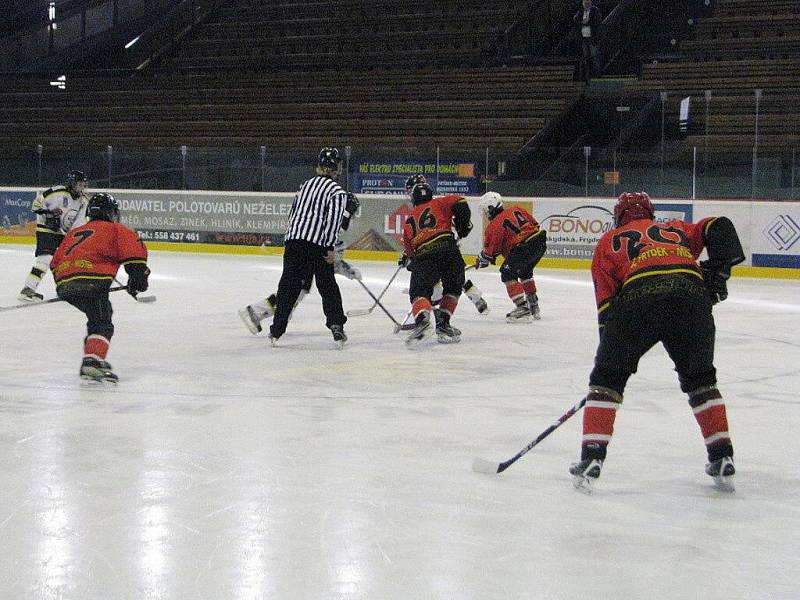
[51,193,150,383]
[402,175,489,318]
[475,192,546,322]
[399,182,472,345]
[570,191,744,492]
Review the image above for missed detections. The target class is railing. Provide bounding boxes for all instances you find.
[0,139,797,201]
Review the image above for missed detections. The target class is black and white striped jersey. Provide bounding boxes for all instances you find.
[285,175,347,248]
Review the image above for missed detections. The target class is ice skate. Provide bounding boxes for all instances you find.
[79,358,118,384]
[506,305,532,323]
[18,286,43,302]
[330,324,347,349]
[405,312,433,347]
[238,305,262,335]
[569,459,603,493]
[705,456,735,492]
[526,293,541,320]
[435,312,461,344]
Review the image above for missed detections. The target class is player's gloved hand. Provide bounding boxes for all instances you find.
[700,259,730,304]
[125,264,150,297]
[334,239,346,262]
[456,221,473,240]
[334,258,362,280]
[398,254,410,268]
[43,208,63,231]
[345,192,360,216]
[475,252,492,269]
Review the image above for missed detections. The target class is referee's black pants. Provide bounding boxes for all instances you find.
[270,239,347,338]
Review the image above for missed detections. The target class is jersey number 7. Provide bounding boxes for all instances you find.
[64,229,94,256]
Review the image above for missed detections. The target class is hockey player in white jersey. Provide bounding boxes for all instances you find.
[18,170,89,302]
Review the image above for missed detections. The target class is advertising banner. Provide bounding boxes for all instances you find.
[750,205,800,268]
[2,186,797,273]
[115,191,295,247]
[340,194,484,256]
[0,190,37,237]
[528,198,693,260]
[354,161,479,195]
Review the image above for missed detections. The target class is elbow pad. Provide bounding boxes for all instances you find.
[704,217,745,268]
[452,203,472,238]
[341,192,360,231]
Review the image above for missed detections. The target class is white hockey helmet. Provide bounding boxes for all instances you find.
[479,191,503,219]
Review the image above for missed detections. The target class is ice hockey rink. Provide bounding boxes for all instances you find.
[1,244,798,600]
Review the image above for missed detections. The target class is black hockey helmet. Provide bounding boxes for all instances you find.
[411,182,434,206]
[317,147,342,172]
[87,192,120,223]
[405,174,427,194]
[66,170,88,190]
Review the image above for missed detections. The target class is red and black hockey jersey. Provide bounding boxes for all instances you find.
[482,206,543,260]
[592,217,718,324]
[52,220,148,287]
[402,194,466,257]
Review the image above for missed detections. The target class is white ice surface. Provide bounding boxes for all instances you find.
[1,244,799,600]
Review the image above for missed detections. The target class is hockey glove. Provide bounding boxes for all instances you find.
[42,208,63,231]
[456,221,473,240]
[334,239,346,262]
[334,258,362,281]
[398,254,410,269]
[700,259,730,304]
[475,251,493,269]
[125,262,150,297]
[345,192,360,217]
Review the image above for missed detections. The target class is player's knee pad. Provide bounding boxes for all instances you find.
[499,263,515,283]
[518,265,534,281]
[88,322,115,340]
[442,280,463,298]
[588,366,630,397]
[34,254,53,272]
[679,369,717,394]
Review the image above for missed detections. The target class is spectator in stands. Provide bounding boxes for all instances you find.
[574,0,603,82]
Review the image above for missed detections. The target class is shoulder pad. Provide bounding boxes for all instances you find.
[42,186,67,197]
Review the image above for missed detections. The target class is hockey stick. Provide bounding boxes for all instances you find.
[347,264,404,317]
[472,397,587,474]
[0,285,129,312]
[393,309,413,333]
[113,278,157,303]
[354,279,401,326]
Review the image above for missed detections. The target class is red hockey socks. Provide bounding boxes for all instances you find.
[521,278,537,295]
[411,297,433,320]
[439,294,459,317]
[505,281,525,306]
[580,387,623,460]
[84,334,110,361]
[689,386,733,462]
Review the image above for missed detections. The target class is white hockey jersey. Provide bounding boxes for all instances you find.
[31,186,88,234]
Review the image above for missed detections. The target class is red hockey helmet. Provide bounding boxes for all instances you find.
[613,192,654,227]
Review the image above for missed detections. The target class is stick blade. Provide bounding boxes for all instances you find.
[346,309,371,317]
[472,457,501,474]
[136,295,157,303]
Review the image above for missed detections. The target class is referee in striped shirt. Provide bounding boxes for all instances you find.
[269,147,349,345]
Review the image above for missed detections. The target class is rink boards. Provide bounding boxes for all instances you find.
[1,187,798,279]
